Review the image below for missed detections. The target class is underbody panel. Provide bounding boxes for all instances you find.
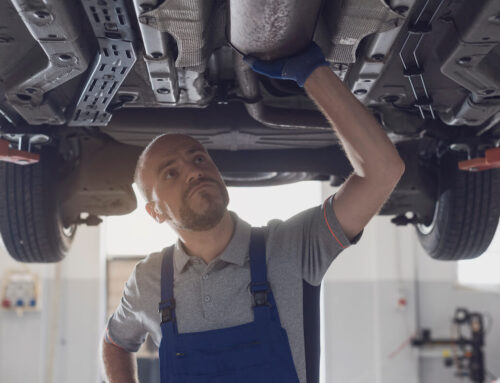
[0,0,499,223]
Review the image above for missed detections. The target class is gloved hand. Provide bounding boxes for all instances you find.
[243,42,328,87]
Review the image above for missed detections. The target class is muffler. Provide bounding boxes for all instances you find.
[229,0,322,60]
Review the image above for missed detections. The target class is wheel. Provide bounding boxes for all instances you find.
[0,147,77,262]
[416,150,500,261]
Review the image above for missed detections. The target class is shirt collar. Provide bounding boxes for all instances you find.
[173,210,251,273]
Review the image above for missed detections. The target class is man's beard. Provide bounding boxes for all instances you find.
[178,179,229,231]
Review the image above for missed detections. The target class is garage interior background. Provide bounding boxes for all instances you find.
[0,182,499,383]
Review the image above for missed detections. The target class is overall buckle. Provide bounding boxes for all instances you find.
[250,282,271,307]
[158,299,176,324]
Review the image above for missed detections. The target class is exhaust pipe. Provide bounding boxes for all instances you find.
[229,0,329,130]
[233,53,329,130]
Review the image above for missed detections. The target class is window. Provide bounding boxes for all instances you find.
[457,225,500,288]
[104,182,322,257]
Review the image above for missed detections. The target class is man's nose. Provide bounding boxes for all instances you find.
[185,163,204,183]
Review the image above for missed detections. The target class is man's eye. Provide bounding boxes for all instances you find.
[164,169,177,179]
[194,156,204,164]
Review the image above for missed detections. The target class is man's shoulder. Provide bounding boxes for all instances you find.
[134,246,172,277]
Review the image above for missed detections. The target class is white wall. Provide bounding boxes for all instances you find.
[321,183,500,383]
[0,225,105,383]
[1,182,498,383]
[321,182,419,383]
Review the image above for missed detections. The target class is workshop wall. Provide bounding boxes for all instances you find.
[321,182,419,383]
[321,183,500,383]
[0,225,105,383]
[0,183,498,383]
[416,246,500,382]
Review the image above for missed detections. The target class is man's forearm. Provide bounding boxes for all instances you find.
[101,339,139,383]
[304,65,405,178]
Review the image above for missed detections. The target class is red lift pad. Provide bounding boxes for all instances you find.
[458,147,500,171]
[0,139,40,165]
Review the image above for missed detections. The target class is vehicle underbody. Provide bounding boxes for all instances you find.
[0,0,499,262]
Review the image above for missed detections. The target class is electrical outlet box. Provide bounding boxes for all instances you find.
[1,269,41,313]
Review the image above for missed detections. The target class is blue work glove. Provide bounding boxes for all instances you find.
[243,42,328,87]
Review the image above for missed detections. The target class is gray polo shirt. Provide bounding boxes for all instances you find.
[105,194,363,383]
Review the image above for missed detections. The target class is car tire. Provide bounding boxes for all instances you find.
[0,147,77,263]
[416,150,500,261]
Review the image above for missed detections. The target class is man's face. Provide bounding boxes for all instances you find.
[143,136,229,231]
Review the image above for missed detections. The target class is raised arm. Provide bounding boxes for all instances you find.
[303,65,405,240]
[244,42,405,241]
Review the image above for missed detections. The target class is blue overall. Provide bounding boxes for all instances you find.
[158,227,301,383]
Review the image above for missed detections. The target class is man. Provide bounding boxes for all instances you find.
[101,43,405,383]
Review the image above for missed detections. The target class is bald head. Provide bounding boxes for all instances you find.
[134,134,207,202]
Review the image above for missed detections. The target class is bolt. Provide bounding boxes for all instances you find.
[393,6,409,15]
[456,56,471,65]
[354,89,367,96]
[371,54,384,62]
[157,88,170,94]
[383,95,400,103]
[138,15,154,25]
[104,22,118,32]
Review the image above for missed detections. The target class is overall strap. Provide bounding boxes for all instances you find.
[249,227,280,324]
[158,246,178,335]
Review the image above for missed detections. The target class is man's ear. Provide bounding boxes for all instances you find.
[145,201,168,223]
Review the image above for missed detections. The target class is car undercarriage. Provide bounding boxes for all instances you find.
[0,0,499,263]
